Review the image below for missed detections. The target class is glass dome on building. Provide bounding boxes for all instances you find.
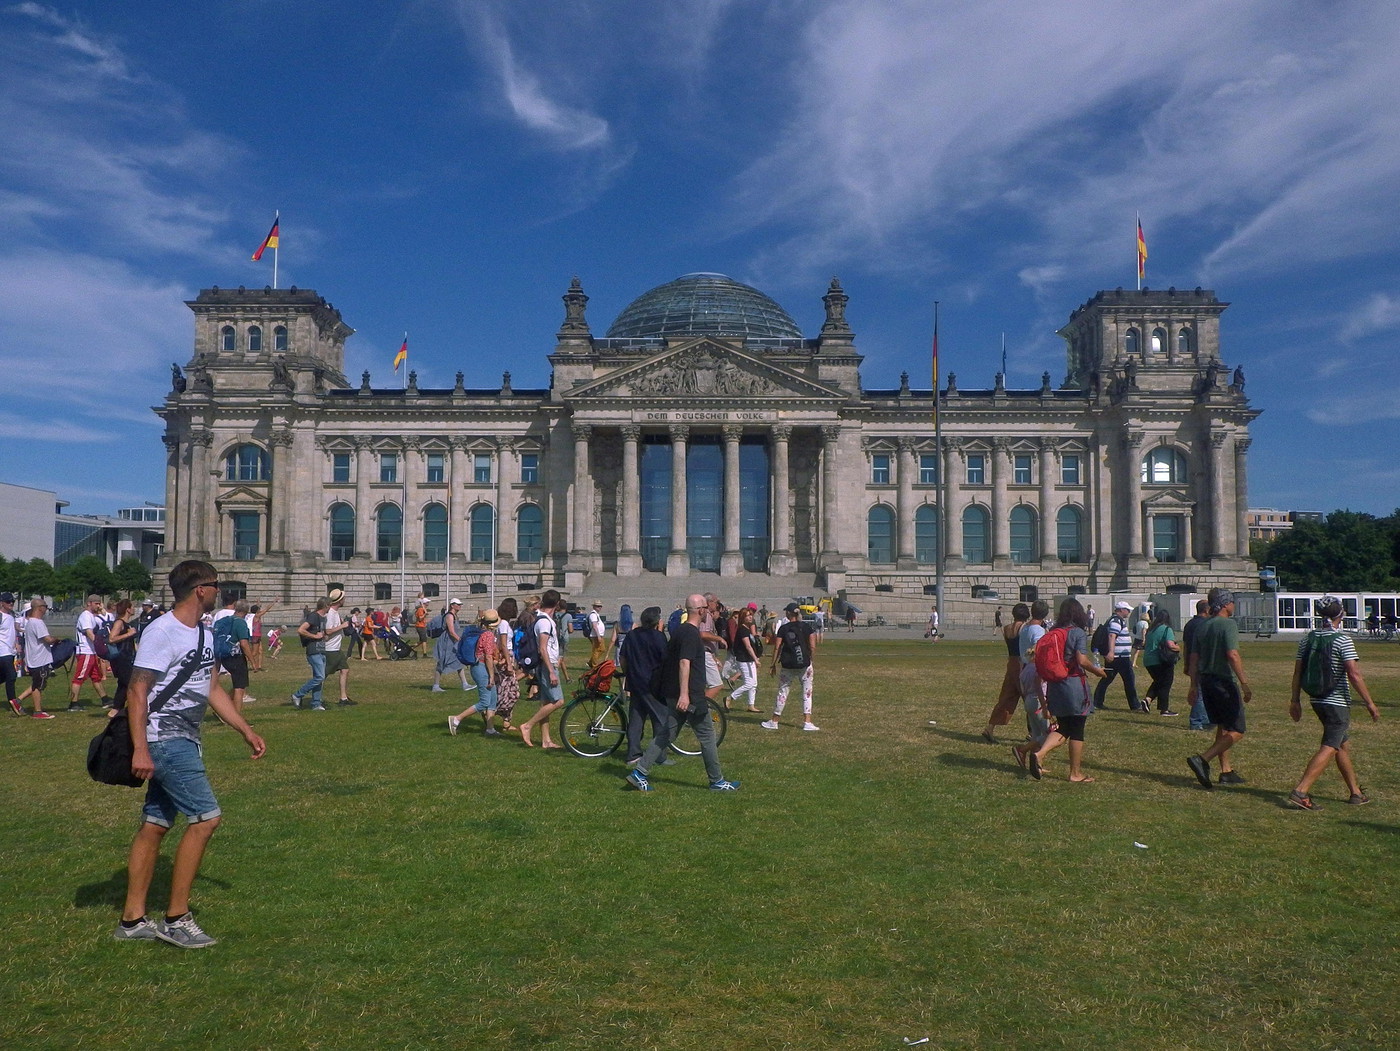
[606,273,802,340]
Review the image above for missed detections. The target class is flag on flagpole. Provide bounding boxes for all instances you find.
[252,216,280,261]
[1136,217,1148,283]
[393,338,408,372]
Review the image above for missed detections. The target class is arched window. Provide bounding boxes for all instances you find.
[328,503,355,561]
[516,504,543,563]
[221,325,236,352]
[274,325,288,351]
[469,505,495,562]
[867,505,895,564]
[1125,328,1140,356]
[1177,328,1193,355]
[1142,447,1189,484]
[248,325,263,352]
[962,505,990,564]
[1009,505,1038,564]
[1056,506,1083,563]
[1151,327,1166,354]
[422,503,448,562]
[376,504,402,562]
[915,505,939,565]
[225,444,270,482]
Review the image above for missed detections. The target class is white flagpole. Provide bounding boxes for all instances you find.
[399,332,408,612]
[273,210,279,290]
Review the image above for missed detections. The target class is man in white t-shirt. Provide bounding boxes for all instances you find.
[518,589,564,749]
[586,601,607,668]
[17,600,60,717]
[116,559,265,950]
[0,592,19,715]
[70,593,111,711]
[322,589,354,706]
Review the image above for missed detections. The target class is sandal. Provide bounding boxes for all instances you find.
[1028,753,1043,781]
[1287,790,1320,811]
[1011,744,1028,770]
[1347,792,1371,806]
[980,728,996,744]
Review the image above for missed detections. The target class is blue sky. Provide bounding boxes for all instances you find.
[2,0,1398,521]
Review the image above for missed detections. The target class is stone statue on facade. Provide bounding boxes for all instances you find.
[170,363,186,393]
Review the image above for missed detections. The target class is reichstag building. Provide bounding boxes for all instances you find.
[156,273,1259,606]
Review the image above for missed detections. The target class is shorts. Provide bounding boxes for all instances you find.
[72,654,105,685]
[142,737,221,827]
[703,652,721,690]
[323,646,349,675]
[1057,714,1088,742]
[416,627,428,643]
[1200,674,1246,735]
[536,671,564,704]
[223,654,250,690]
[1312,702,1350,749]
[29,663,53,690]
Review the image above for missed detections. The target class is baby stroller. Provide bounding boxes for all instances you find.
[382,630,415,660]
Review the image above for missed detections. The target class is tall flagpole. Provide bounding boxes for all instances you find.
[398,333,408,612]
[273,210,279,290]
[933,301,944,621]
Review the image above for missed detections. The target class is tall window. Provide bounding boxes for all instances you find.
[221,325,235,352]
[1153,514,1183,562]
[966,454,986,485]
[232,513,259,560]
[473,453,492,484]
[469,505,495,562]
[379,453,398,484]
[867,505,894,564]
[422,503,448,562]
[1009,505,1038,564]
[426,452,445,483]
[1125,328,1140,356]
[915,505,939,564]
[871,453,891,485]
[248,325,263,352]
[1142,447,1188,484]
[274,325,288,351]
[376,505,402,562]
[1013,454,1033,485]
[521,453,539,484]
[1061,454,1081,486]
[328,503,355,560]
[332,453,351,484]
[517,504,543,562]
[962,506,989,564]
[919,454,938,484]
[225,444,270,482]
[1177,328,1193,355]
[1152,327,1166,354]
[1056,506,1083,562]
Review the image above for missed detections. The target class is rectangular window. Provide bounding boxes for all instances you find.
[966,454,985,485]
[871,453,891,485]
[919,454,938,485]
[1014,454,1033,485]
[379,453,398,484]
[426,452,445,484]
[232,512,259,561]
[520,453,539,484]
[332,453,351,484]
[1061,454,1081,485]
[1152,514,1182,563]
[473,453,492,484]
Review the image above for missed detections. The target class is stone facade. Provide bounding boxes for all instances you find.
[155,277,1259,607]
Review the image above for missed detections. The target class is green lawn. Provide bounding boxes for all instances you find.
[2,638,1397,1050]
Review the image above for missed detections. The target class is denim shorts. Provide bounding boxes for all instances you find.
[142,737,221,827]
[537,672,564,704]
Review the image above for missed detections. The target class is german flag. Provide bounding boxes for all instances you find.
[393,338,408,372]
[252,217,279,261]
[1136,218,1148,282]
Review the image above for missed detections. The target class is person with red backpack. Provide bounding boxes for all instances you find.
[1023,597,1107,782]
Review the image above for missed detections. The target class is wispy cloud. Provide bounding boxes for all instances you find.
[1340,292,1400,342]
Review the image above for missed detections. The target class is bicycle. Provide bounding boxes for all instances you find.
[560,672,728,759]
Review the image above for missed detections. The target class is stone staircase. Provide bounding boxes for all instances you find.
[563,571,829,614]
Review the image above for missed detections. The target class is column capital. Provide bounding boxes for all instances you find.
[1234,436,1251,454]
[189,428,214,448]
[669,424,689,442]
[620,424,642,442]
[820,424,841,444]
[1037,435,1058,453]
[448,435,471,451]
[162,432,181,450]
[771,423,792,442]
[354,435,375,451]
[721,425,743,442]
[270,429,295,448]
[896,435,915,453]
[1123,430,1145,450]
[402,435,422,451]
[1209,430,1229,449]
[991,436,1010,453]
[497,436,515,453]
[571,423,593,443]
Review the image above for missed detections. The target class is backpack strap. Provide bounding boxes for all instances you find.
[148,624,206,714]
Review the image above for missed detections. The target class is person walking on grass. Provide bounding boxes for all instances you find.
[115,559,265,949]
[726,606,763,713]
[1182,599,1212,731]
[1011,600,1052,768]
[1024,598,1107,783]
[15,599,59,718]
[323,589,355,707]
[619,605,669,764]
[981,602,1031,742]
[518,589,565,749]
[70,593,112,711]
[763,602,819,732]
[1142,608,1181,716]
[493,598,522,731]
[1093,600,1144,712]
[1287,597,1381,810]
[585,600,608,669]
[448,609,502,737]
[0,592,19,717]
[626,594,739,792]
[291,598,329,711]
[431,599,471,693]
[1186,589,1254,791]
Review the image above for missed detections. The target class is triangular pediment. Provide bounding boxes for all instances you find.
[1142,488,1193,510]
[566,338,847,402]
[215,485,271,510]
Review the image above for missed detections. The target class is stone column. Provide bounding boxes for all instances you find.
[1038,437,1057,566]
[1124,431,1146,567]
[354,436,374,560]
[1209,431,1229,558]
[495,438,514,565]
[667,425,690,576]
[569,424,592,568]
[618,426,642,575]
[1233,437,1251,558]
[448,436,468,573]
[991,437,1011,568]
[162,434,181,556]
[1144,509,1156,561]
[188,428,213,557]
[942,438,964,567]
[769,425,796,575]
[721,425,744,576]
[896,437,916,568]
[819,425,846,572]
[1182,509,1195,562]
[269,429,295,556]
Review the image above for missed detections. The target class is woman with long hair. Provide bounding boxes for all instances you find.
[982,602,1031,742]
[106,598,138,716]
[726,607,763,713]
[494,597,521,731]
[1026,598,1108,782]
[610,603,634,659]
[1142,608,1181,716]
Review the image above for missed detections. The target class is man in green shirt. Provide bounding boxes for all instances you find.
[1186,589,1253,790]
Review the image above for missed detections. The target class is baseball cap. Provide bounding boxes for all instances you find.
[0,592,13,604]
[141,598,154,606]
[746,602,757,610]
[784,602,801,614]
[1114,600,1131,611]
[449,598,462,606]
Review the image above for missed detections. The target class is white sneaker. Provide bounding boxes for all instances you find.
[802,722,821,732]
[447,715,461,736]
[760,720,780,730]
[430,685,445,693]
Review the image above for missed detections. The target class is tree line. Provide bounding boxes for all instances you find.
[1250,510,1400,593]
[0,554,154,605]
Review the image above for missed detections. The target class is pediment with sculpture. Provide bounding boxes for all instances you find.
[567,340,847,403]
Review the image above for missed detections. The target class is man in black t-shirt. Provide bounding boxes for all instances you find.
[763,603,819,732]
[1182,599,1212,730]
[625,593,739,793]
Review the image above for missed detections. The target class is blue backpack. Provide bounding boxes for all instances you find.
[455,624,484,666]
[212,616,242,660]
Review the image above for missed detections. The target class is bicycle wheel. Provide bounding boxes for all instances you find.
[669,703,728,757]
[560,693,626,758]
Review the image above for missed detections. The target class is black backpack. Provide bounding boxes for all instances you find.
[1091,622,1112,657]
[517,613,547,670]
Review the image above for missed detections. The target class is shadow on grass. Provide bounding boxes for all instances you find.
[932,751,1007,773]
[73,862,230,911]
[926,727,995,746]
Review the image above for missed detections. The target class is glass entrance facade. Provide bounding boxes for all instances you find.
[739,438,770,572]
[639,439,672,571]
[686,438,722,571]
